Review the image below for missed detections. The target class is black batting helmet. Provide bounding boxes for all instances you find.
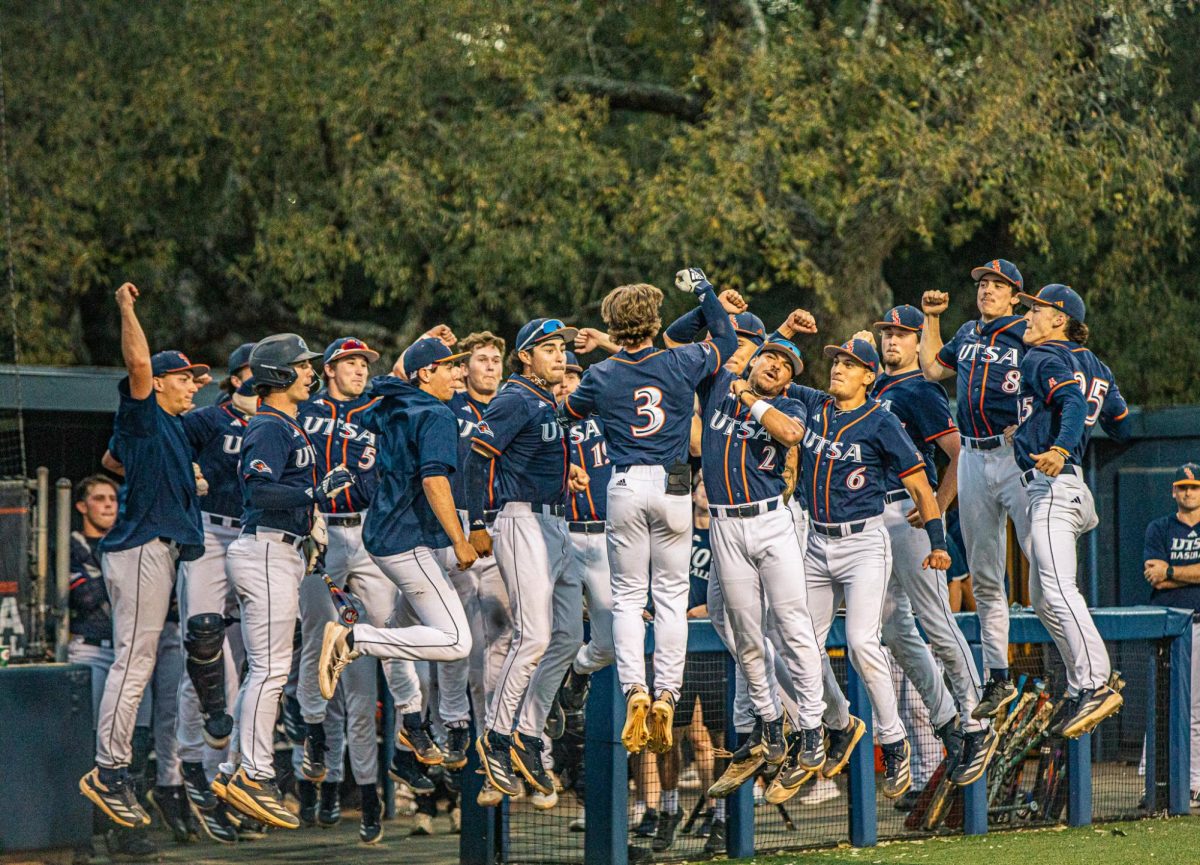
[249,334,322,390]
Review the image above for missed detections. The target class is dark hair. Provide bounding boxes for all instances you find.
[506,349,529,375]
[1066,320,1090,345]
[254,382,277,399]
[76,474,118,502]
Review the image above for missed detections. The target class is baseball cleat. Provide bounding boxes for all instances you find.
[223,769,299,830]
[972,678,1017,720]
[301,723,328,782]
[950,727,999,786]
[297,780,318,827]
[797,726,827,773]
[510,733,555,796]
[397,712,444,765]
[181,761,218,812]
[476,780,504,808]
[210,770,231,802]
[388,748,435,795]
[880,739,912,799]
[760,715,787,766]
[820,715,865,779]
[545,695,566,740]
[318,781,340,827]
[622,687,652,754]
[148,785,192,843]
[648,691,676,754]
[443,724,471,770]
[559,666,591,712]
[80,768,150,829]
[359,784,383,844]
[318,621,358,700]
[476,730,522,796]
[652,809,682,853]
[192,803,239,844]
[707,722,765,798]
[764,734,815,805]
[1061,678,1125,739]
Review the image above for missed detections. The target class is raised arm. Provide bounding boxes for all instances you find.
[116,283,153,399]
[919,291,956,382]
[728,380,804,447]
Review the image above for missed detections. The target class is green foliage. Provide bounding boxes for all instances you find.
[0,0,1196,402]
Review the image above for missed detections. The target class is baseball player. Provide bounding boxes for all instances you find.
[563,269,736,755]
[792,336,952,799]
[1143,463,1200,803]
[871,306,995,785]
[79,283,207,830]
[1013,285,1129,737]
[217,333,354,829]
[919,258,1031,718]
[442,331,515,771]
[316,336,478,717]
[459,319,584,800]
[216,343,255,403]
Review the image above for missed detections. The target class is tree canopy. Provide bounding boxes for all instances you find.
[2,0,1197,402]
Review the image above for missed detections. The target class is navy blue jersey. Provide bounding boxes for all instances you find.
[448,391,498,511]
[299,392,380,513]
[698,368,806,506]
[471,375,567,508]
[183,403,251,519]
[239,405,319,537]
[1145,514,1200,612]
[567,415,611,521]
[564,342,723,468]
[936,316,1027,438]
[362,376,459,556]
[99,379,203,559]
[69,532,110,642]
[1012,340,1128,472]
[789,386,925,524]
[871,370,957,492]
[688,527,712,611]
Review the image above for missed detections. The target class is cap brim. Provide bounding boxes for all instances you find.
[157,363,211,378]
[971,266,1019,286]
[566,365,583,374]
[326,348,381,365]
[431,350,470,366]
[1173,479,1200,487]
[872,321,921,332]
[734,328,766,344]
[1016,292,1051,309]
[758,343,802,377]
[528,327,579,349]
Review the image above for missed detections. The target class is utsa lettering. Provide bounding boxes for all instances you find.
[955,343,1020,368]
[800,429,864,464]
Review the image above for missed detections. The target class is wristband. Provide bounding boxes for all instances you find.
[1167,565,1176,580]
[750,399,772,423]
[924,517,947,552]
[470,519,487,532]
[1050,445,1070,458]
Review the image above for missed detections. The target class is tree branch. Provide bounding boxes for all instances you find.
[553,75,705,122]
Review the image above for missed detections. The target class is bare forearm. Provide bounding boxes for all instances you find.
[935,440,960,511]
[1166,563,1200,584]
[903,474,942,522]
[423,475,468,545]
[919,319,952,381]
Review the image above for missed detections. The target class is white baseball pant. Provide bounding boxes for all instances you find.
[881,497,982,731]
[519,541,584,740]
[1024,470,1109,693]
[957,442,1033,674]
[805,517,905,744]
[94,539,180,769]
[484,502,570,735]
[710,500,824,729]
[569,527,615,675]
[176,519,240,763]
[607,466,691,699]
[225,533,305,780]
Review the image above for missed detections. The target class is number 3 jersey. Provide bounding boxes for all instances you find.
[1013,340,1129,472]
[299,390,380,513]
[697,367,805,506]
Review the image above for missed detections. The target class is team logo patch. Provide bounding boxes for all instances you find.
[890,309,901,324]
[476,421,495,437]
[1186,467,1196,481]
[1048,377,1057,388]
[248,459,272,475]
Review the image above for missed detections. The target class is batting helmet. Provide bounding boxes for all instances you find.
[249,334,322,390]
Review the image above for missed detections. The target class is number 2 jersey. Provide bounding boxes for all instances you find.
[1013,340,1129,472]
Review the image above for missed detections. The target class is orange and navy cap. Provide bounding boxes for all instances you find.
[323,337,380,366]
[822,337,879,373]
[400,338,469,380]
[1018,283,1086,324]
[757,338,804,377]
[565,351,583,374]
[1174,463,1200,487]
[151,350,210,378]
[873,305,924,332]
[732,312,767,345]
[970,258,1023,290]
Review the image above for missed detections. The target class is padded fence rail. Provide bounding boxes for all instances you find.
[460,606,1192,865]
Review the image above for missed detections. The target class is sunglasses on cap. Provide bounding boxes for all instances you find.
[517,319,569,353]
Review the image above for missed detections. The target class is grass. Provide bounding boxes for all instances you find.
[720,818,1200,865]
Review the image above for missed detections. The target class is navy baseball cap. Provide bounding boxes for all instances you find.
[874,305,925,332]
[565,351,583,374]
[971,258,1023,289]
[400,337,468,380]
[823,338,879,372]
[757,339,804,377]
[1174,463,1200,487]
[152,350,210,378]
[1018,284,1086,323]
[732,312,767,344]
[515,318,578,354]
[227,342,255,375]
[323,336,380,367]
[235,376,257,397]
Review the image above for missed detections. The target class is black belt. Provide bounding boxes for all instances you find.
[884,490,910,505]
[961,434,1006,451]
[1020,464,1082,487]
[77,636,113,648]
[484,509,499,523]
[810,519,870,538]
[157,537,182,551]
[244,527,305,550]
[568,520,606,534]
[533,503,565,518]
[325,513,362,527]
[204,513,241,529]
[710,499,782,519]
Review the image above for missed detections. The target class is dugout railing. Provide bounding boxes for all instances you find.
[457,606,1192,865]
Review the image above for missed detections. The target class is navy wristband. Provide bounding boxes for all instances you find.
[925,517,947,552]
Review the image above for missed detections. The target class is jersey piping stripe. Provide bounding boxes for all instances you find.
[722,406,737,505]
[924,427,957,442]
[611,350,665,366]
[466,401,498,508]
[820,402,879,523]
[811,405,830,523]
[218,404,249,427]
[508,378,556,402]
[323,402,339,512]
[258,408,320,500]
[873,370,923,397]
[471,438,502,457]
[338,399,377,511]
[898,464,924,479]
[1045,378,1077,403]
[738,403,750,504]
[976,318,1022,437]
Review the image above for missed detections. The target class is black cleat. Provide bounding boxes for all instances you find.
[821,715,866,779]
[302,723,328,782]
[318,782,341,827]
[893,788,922,812]
[359,784,383,844]
[798,726,827,772]
[398,712,444,765]
[80,768,150,829]
[760,715,787,766]
[281,695,306,745]
[477,730,521,796]
[510,733,555,795]
[181,761,218,813]
[703,818,726,856]
[652,809,682,852]
[104,826,157,859]
[951,727,999,786]
[559,666,591,712]
[389,748,435,795]
[880,739,912,799]
[1050,693,1082,737]
[148,785,192,843]
[1062,680,1125,739]
[193,803,238,844]
[444,724,471,770]
[224,769,299,830]
[632,807,658,838]
[972,678,1017,720]
[297,780,318,827]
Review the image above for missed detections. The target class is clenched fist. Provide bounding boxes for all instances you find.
[921,290,950,317]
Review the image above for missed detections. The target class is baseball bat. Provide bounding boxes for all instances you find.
[322,573,360,626]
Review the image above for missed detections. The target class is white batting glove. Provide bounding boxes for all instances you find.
[674,267,712,296]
